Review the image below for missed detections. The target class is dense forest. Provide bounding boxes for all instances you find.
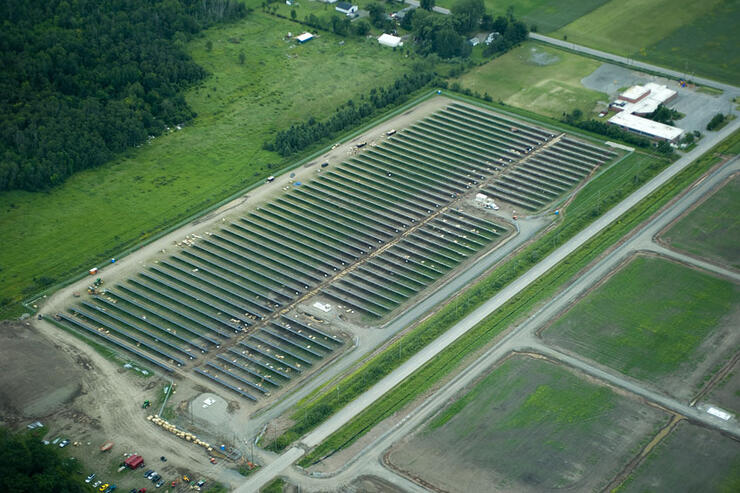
[0,0,247,192]
[0,427,86,492]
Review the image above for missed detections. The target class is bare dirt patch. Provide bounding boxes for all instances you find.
[386,355,667,493]
[702,359,740,417]
[0,320,86,423]
[619,421,740,492]
[4,318,238,491]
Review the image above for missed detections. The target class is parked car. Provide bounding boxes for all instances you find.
[85,473,96,483]
[92,480,102,488]
[99,483,109,492]
[59,439,70,448]
[143,469,153,478]
[150,473,161,482]
[146,471,157,480]
[104,485,116,493]
[196,480,206,487]
[155,480,164,488]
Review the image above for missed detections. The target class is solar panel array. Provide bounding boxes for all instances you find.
[56,103,615,401]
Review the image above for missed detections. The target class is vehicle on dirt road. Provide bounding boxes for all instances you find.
[86,473,96,483]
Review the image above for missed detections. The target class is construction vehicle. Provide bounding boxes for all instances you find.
[142,400,150,409]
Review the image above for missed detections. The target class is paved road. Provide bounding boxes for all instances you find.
[403,0,450,15]
[529,33,739,93]
[237,115,740,491]
[281,154,740,492]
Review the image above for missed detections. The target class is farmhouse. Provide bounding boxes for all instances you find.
[378,33,402,48]
[607,83,683,142]
[335,2,358,15]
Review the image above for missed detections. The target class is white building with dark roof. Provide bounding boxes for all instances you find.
[335,2,358,15]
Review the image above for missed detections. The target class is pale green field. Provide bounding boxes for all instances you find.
[434,0,611,33]
[456,42,605,118]
[553,0,724,57]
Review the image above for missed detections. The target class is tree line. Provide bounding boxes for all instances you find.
[0,0,247,192]
[264,71,437,156]
[0,427,86,492]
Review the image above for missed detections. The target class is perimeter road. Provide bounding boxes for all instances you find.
[238,119,739,492]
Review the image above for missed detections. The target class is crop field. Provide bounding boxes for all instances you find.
[387,355,667,492]
[434,0,610,34]
[0,12,414,317]
[619,422,740,492]
[635,0,739,86]
[553,0,739,85]
[456,43,605,119]
[543,255,740,400]
[54,102,617,401]
[660,175,740,269]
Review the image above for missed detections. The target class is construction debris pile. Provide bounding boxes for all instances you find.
[147,415,214,453]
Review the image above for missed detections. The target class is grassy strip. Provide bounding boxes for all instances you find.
[297,132,737,466]
[261,478,286,493]
[264,148,670,452]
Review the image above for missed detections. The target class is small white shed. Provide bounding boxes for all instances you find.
[378,33,402,48]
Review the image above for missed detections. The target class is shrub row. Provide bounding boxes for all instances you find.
[264,71,437,157]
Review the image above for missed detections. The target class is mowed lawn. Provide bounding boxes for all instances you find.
[388,356,666,492]
[553,0,738,85]
[455,42,605,118]
[434,0,611,33]
[544,255,740,395]
[660,170,740,270]
[620,422,740,492]
[0,13,412,314]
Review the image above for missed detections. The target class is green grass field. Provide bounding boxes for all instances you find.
[636,0,739,86]
[455,42,605,118]
[434,0,611,33]
[0,12,414,315]
[388,356,666,492]
[661,175,740,269]
[619,422,740,492]
[553,0,738,85]
[544,255,740,394]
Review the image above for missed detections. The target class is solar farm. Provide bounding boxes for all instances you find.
[53,102,617,403]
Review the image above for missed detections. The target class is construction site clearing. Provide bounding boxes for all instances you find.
[20,95,622,490]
